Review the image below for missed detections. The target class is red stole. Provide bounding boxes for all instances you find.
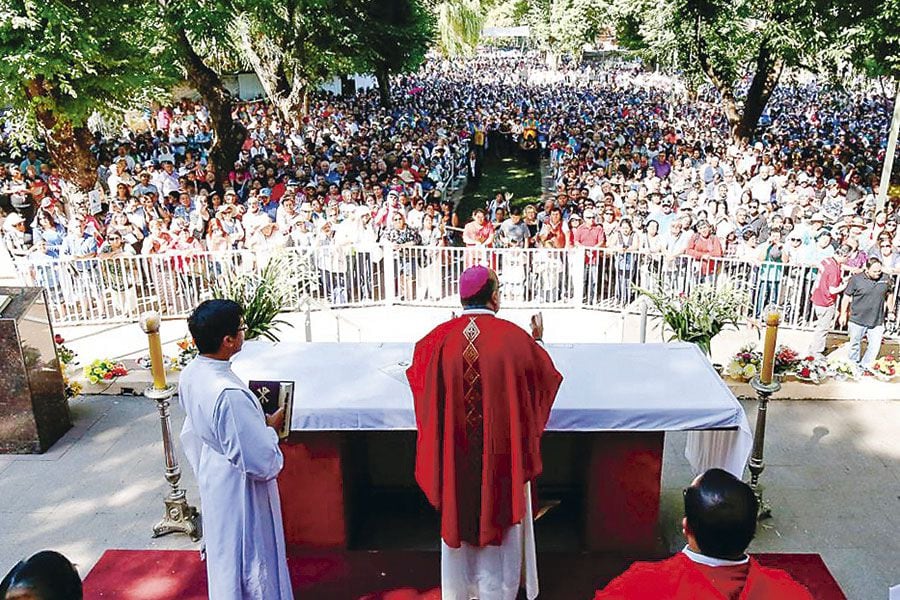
[594,553,814,599]
[407,313,562,548]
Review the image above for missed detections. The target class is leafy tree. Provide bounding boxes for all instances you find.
[0,0,172,191]
[842,0,900,81]
[523,0,609,59]
[230,0,367,122]
[432,0,485,56]
[354,0,436,106]
[621,0,884,141]
[161,0,248,185]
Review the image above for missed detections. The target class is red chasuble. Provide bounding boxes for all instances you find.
[407,313,563,548]
[594,553,814,599]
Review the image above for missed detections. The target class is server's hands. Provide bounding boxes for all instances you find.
[266,407,286,433]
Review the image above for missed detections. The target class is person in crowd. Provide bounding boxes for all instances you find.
[841,257,895,372]
[594,469,813,599]
[407,265,562,600]
[179,299,293,599]
[807,244,850,357]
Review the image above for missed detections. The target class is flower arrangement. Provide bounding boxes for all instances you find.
[171,337,199,371]
[827,356,860,381]
[84,359,128,385]
[774,345,800,376]
[872,354,898,380]
[637,279,749,356]
[795,355,829,384]
[725,345,762,381]
[54,335,80,399]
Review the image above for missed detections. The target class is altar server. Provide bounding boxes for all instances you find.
[407,265,563,600]
[180,299,292,600]
[594,469,813,599]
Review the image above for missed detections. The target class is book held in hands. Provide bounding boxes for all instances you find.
[248,380,294,439]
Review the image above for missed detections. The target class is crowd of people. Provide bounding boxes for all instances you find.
[0,49,897,337]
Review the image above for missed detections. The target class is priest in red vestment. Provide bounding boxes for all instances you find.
[594,469,813,600]
[407,265,563,600]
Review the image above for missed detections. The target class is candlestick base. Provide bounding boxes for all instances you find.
[152,491,202,541]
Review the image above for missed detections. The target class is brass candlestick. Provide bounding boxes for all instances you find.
[139,311,201,541]
[748,305,781,519]
[748,376,779,520]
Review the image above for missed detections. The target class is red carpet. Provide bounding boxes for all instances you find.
[82,549,844,599]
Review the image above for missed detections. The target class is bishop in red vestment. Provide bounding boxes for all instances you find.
[594,469,813,600]
[407,265,562,600]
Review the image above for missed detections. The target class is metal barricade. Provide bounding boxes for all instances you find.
[15,245,900,336]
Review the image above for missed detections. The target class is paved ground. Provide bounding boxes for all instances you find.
[1,392,897,599]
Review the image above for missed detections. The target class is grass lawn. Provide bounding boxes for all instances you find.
[457,155,543,219]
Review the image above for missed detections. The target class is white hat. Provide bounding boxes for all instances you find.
[4,213,25,229]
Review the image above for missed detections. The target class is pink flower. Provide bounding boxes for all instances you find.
[54,334,64,344]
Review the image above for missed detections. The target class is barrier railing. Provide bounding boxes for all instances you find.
[16,246,900,337]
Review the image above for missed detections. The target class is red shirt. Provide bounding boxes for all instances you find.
[810,257,842,307]
[595,553,814,599]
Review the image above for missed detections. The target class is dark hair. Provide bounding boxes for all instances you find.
[0,551,82,600]
[187,299,243,354]
[867,256,882,268]
[461,273,498,308]
[684,469,758,559]
[510,206,523,217]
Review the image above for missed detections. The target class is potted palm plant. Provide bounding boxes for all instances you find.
[213,252,315,341]
[636,279,749,357]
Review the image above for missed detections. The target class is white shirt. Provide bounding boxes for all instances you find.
[682,545,749,567]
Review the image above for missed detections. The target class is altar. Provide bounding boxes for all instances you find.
[231,341,752,553]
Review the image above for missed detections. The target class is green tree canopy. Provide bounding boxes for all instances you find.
[0,0,173,190]
[618,0,889,140]
[354,0,436,105]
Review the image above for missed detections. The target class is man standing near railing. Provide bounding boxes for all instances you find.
[840,257,895,372]
[807,245,850,357]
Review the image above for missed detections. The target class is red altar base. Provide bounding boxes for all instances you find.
[82,549,846,600]
[277,431,664,554]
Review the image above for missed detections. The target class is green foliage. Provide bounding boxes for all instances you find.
[524,0,609,57]
[636,280,748,356]
[354,0,436,78]
[212,253,313,342]
[0,0,174,140]
[841,0,900,80]
[434,0,485,56]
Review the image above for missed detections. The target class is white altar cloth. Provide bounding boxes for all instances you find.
[231,341,751,477]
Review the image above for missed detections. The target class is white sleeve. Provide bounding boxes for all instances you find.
[180,417,202,479]
[215,388,284,481]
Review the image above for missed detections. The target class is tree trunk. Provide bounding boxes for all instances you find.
[49,123,98,192]
[376,68,391,108]
[727,44,783,144]
[175,28,246,188]
[25,77,97,193]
